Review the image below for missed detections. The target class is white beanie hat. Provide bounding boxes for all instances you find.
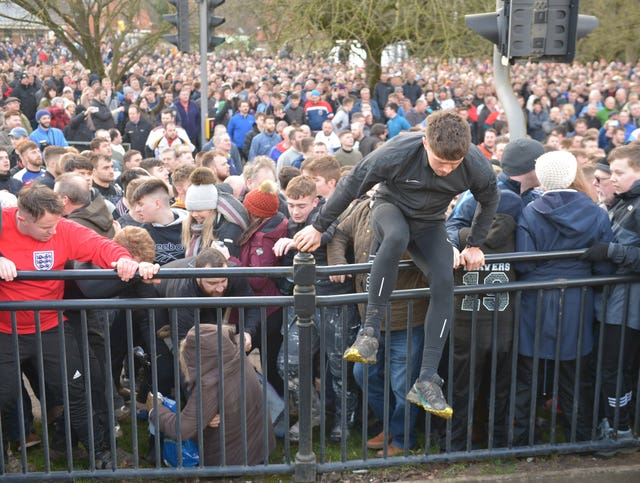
[185,183,218,211]
[535,151,577,191]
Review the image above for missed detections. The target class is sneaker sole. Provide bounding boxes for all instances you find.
[406,389,453,420]
[289,420,321,442]
[329,433,345,443]
[367,437,392,449]
[376,446,404,457]
[343,347,376,364]
[16,437,41,451]
[367,443,386,449]
[595,445,639,457]
[16,442,41,451]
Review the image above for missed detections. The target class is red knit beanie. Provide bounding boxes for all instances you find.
[243,180,279,218]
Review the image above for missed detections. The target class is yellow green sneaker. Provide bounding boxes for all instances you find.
[406,375,453,420]
[343,327,379,364]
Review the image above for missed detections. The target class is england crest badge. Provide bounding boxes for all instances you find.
[33,251,54,270]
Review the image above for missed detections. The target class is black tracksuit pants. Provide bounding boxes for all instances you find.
[365,200,454,381]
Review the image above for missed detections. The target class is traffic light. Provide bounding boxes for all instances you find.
[466,0,598,63]
[164,0,190,53]
[206,0,226,51]
[464,8,509,58]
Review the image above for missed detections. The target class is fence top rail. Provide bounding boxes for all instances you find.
[0,295,293,311]
[315,249,589,276]
[314,273,640,306]
[9,249,589,281]
[1,273,638,312]
[12,265,293,281]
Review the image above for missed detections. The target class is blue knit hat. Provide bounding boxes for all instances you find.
[35,110,51,122]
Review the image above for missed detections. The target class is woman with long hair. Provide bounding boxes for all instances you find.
[37,85,57,110]
[182,167,248,258]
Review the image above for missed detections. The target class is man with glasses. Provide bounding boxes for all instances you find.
[592,160,616,208]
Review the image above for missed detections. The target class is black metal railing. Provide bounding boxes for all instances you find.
[0,250,638,480]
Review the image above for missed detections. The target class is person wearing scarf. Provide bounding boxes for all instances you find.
[182,167,249,258]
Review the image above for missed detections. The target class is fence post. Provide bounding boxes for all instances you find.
[293,251,317,482]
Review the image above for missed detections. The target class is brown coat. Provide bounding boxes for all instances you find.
[326,197,428,331]
[153,324,275,466]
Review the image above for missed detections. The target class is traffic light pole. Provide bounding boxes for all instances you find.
[492,0,526,140]
[492,46,526,141]
[199,0,208,146]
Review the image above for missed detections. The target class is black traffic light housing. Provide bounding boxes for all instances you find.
[464,8,509,57]
[206,0,226,51]
[466,0,598,63]
[164,0,190,53]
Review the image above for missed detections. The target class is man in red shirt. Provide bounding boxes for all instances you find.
[0,184,156,468]
[304,89,333,133]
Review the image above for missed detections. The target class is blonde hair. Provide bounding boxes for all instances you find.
[181,167,222,253]
[181,211,219,254]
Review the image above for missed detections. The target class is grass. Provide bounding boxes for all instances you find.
[8,399,581,480]
[439,462,470,477]
[478,458,518,475]
[13,413,434,474]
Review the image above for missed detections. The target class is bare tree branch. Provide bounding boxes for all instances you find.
[0,0,169,83]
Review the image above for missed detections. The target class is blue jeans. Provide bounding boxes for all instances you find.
[353,326,424,449]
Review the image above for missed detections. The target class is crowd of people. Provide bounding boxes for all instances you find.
[0,40,639,470]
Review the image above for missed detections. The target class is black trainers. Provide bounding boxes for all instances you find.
[95,449,113,469]
[343,327,379,364]
[595,418,638,457]
[406,375,453,420]
[329,412,356,443]
[288,414,321,442]
[329,421,349,442]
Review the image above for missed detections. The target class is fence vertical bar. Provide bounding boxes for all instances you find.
[293,252,317,482]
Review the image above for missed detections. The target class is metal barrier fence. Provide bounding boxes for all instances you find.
[0,251,639,480]
[67,142,131,151]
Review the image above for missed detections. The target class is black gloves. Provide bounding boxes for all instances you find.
[581,242,610,262]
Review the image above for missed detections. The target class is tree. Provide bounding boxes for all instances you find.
[1,0,169,84]
[578,0,640,63]
[253,0,495,87]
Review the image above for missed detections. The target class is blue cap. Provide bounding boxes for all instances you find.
[9,127,28,138]
[310,89,321,97]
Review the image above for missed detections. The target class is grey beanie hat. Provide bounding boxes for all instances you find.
[185,183,218,211]
[501,138,545,176]
[594,158,610,174]
[535,151,577,191]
